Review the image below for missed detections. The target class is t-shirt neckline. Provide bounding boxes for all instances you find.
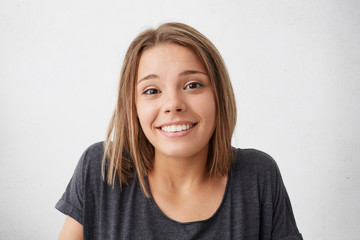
[144,168,232,226]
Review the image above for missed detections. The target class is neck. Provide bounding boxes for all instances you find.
[148,145,210,193]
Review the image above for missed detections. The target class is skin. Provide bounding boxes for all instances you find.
[136,43,227,222]
[136,43,216,163]
[58,216,83,240]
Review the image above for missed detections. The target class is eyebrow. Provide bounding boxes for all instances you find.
[138,70,207,83]
[179,70,207,77]
[138,74,159,83]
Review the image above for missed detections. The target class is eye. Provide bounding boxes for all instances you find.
[185,82,203,89]
[143,88,159,95]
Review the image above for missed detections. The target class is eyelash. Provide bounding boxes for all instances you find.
[142,82,204,95]
[185,82,203,89]
[143,88,159,95]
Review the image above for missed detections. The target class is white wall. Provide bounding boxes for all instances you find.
[1,0,359,239]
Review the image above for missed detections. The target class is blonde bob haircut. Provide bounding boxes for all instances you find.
[103,22,237,197]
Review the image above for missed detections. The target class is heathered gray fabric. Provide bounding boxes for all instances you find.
[56,142,302,239]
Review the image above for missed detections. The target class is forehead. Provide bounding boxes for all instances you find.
[137,43,206,79]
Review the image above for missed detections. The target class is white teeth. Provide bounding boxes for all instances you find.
[161,124,194,132]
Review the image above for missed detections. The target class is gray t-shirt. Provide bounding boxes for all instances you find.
[56,142,302,239]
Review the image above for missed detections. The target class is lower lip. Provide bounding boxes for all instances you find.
[158,125,196,138]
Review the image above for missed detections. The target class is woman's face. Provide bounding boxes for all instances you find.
[135,43,216,160]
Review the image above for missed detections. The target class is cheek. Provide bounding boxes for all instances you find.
[136,101,156,129]
[198,93,216,124]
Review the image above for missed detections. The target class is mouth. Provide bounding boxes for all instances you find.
[157,123,198,133]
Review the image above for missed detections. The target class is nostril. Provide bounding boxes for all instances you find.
[164,103,185,113]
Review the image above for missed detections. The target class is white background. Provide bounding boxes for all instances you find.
[1,0,359,239]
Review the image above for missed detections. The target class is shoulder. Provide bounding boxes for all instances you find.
[230,147,283,190]
[73,142,105,184]
[55,142,106,223]
[78,142,135,187]
[79,141,104,168]
[81,141,105,162]
[229,147,284,204]
[228,148,302,239]
[231,147,279,174]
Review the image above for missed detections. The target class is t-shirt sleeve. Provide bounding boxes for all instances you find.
[270,161,303,240]
[55,150,87,225]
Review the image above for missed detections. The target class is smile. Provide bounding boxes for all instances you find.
[160,123,197,133]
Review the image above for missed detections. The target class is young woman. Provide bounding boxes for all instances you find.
[56,22,302,239]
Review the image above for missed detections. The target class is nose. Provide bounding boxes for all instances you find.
[163,91,186,114]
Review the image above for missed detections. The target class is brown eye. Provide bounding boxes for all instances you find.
[185,82,203,89]
[143,88,159,95]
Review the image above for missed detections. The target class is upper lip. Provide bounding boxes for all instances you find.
[156,121,198,128]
